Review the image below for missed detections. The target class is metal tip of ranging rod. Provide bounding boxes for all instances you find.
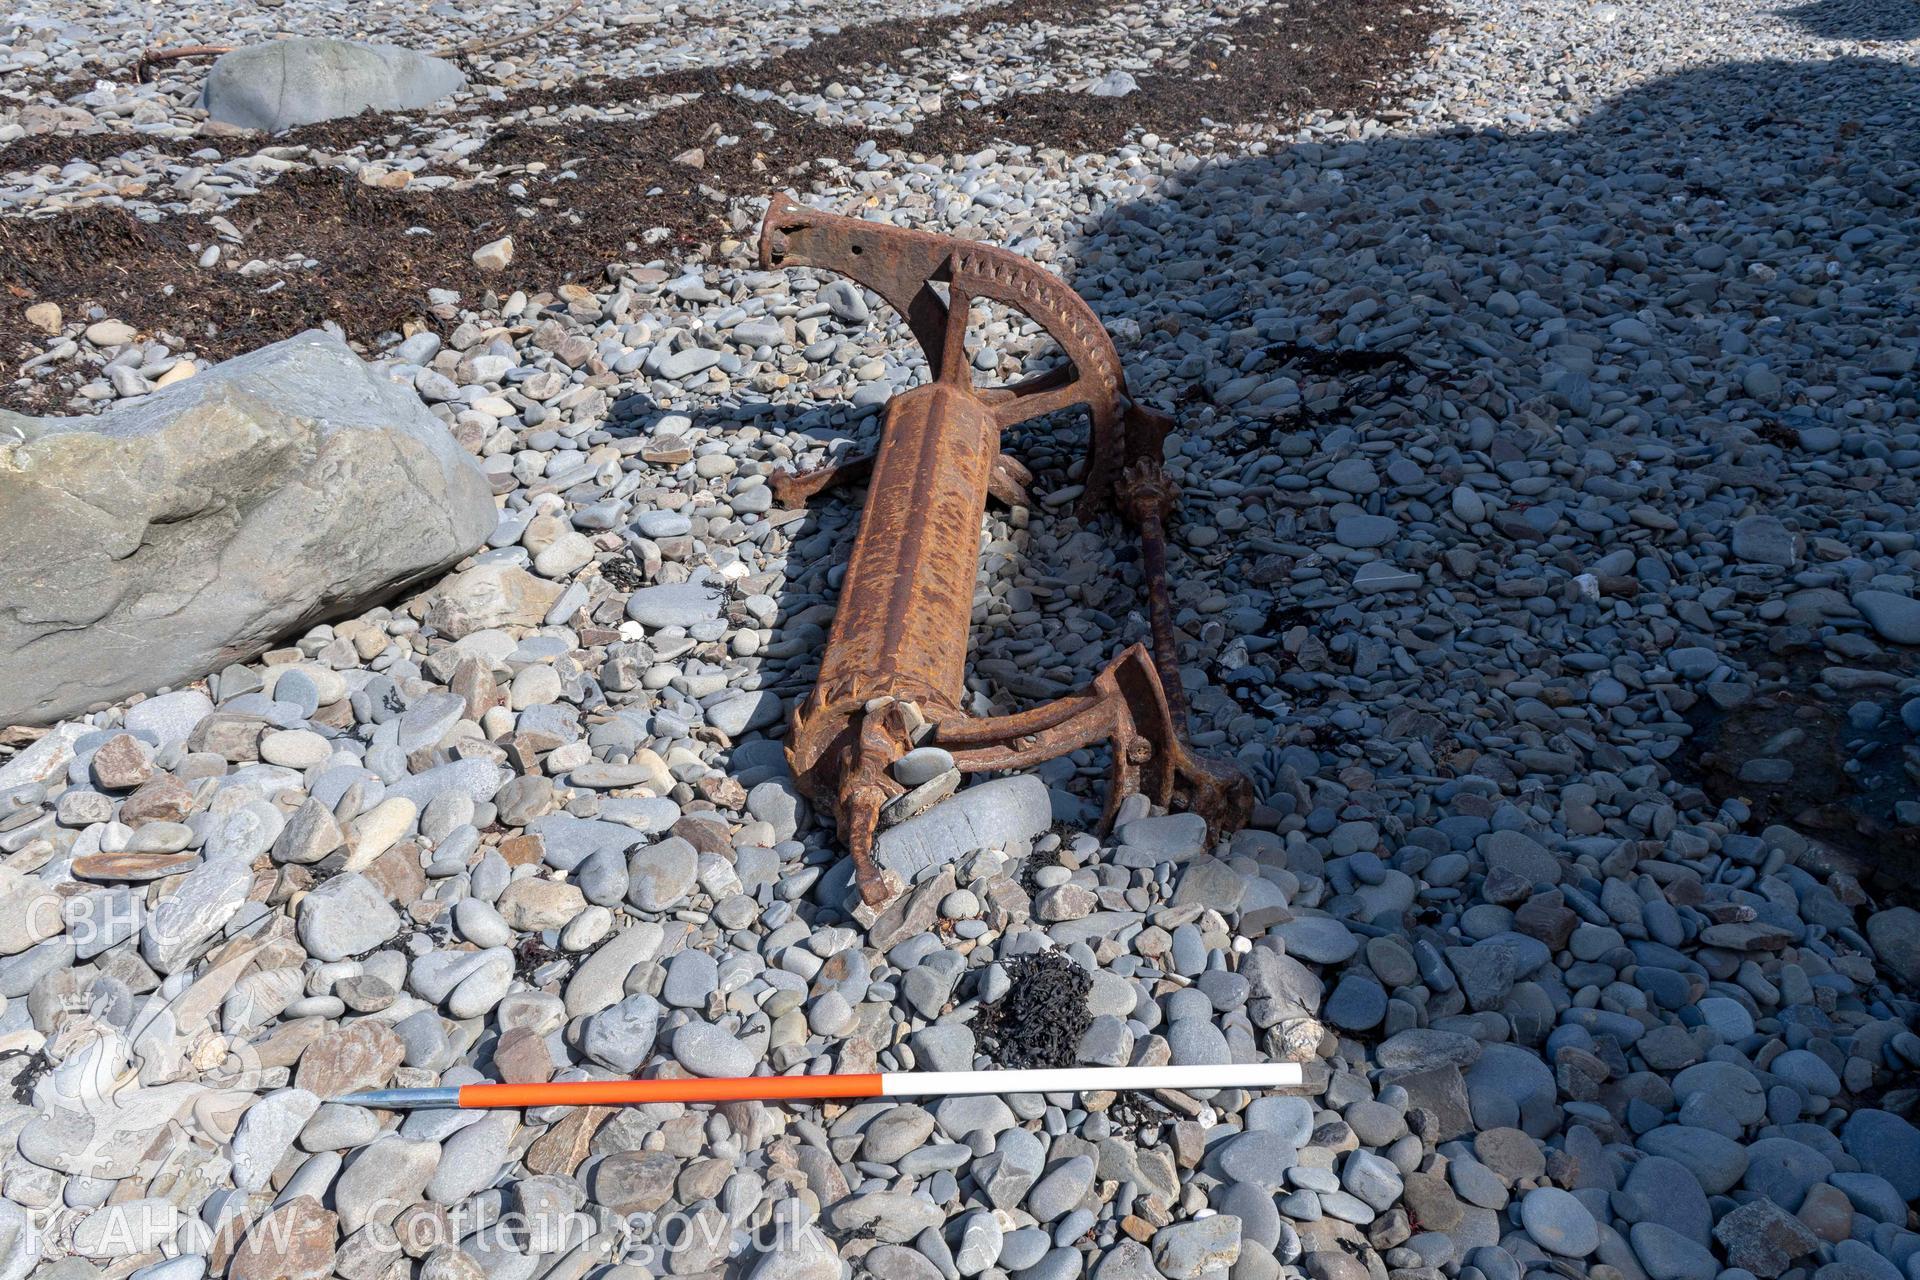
[332,1086,462,1109]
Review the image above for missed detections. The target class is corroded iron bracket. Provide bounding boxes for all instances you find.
[759,195,1251,906]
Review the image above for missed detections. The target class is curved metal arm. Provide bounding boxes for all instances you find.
[759,194,1139,509]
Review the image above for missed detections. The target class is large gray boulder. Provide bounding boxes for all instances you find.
[0,330,495,726]
[201,38,465,133]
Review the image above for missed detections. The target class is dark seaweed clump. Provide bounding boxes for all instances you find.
[976,950,1092,1069]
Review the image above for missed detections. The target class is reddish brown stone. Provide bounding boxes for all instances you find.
[1399,1170,1463,1232]
[208,1191,275,1272]
[188,713,269,762]
[449,739,501,765]
[294,1021,404,1097]
[452,418,487,455]
[493,1026,555,1085]
[91,733,154,789]
[451,657,503,721]
[1797,1183,1854,1243]
[1665,875,1706,906]
[1473,1127,1546,1181]
[254,1017,328,1071]
[812,949,865,998]
[677,1156,731,1202]
[671,814,731,856]
[71,851,200,882]
[176,752,231,781]
[364,844,425,905]
[524,1106,609,1177]
[642,436,692,465]
[230,1196,337,1280]
[503,735,545,776]
[334,1218,406,1280]
[695,775,747,810]
[120,774,196,826]
[1514,891,1577,950]
[594,1150,680,1215]
[392,1204,452,1259]
[312,699,356,731]
[498,833,545,867]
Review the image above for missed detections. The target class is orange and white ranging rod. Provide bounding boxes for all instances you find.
[337,1063,1304,1110]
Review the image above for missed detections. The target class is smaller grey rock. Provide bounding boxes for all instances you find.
[1854,590,1920,645]
[231,1089,322,1192]
[1482,829,1560,886]
[1629,1223,1719,1280]
[1165,1017,1230,1066]
[1152,1216,1242,1280]
[1274,916,1358,964]
[297,873,400,962]
[124,690,214,748]
[1334,515,1398,549]
[1865,907,1920,988]
[1324,973,1387,1030]
[427,1113,515,1204]
[707,690,783,737]
[671,1021,756,1077]
[1730,515,1796,567]
[1518,1187,1598,1257]
[662,949,719,1008]
[1327,458,1379,495]
[819,280,870,324]
[863,1106,937,1164]
[1839,1109,1920,1200]
[628,837,699,911]
[582,993,662,1073]
[626,581,726,628]
[1026,1156,1095,1221]
[893,746,956,787]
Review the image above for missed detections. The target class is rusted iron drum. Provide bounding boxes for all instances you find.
[786,382,999,789]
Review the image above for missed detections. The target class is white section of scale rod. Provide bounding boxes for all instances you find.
[877,1063,1304,1097]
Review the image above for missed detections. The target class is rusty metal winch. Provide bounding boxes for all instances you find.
[759,195,1251,907]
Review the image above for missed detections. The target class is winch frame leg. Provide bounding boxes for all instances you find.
[929,644,1253,840]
